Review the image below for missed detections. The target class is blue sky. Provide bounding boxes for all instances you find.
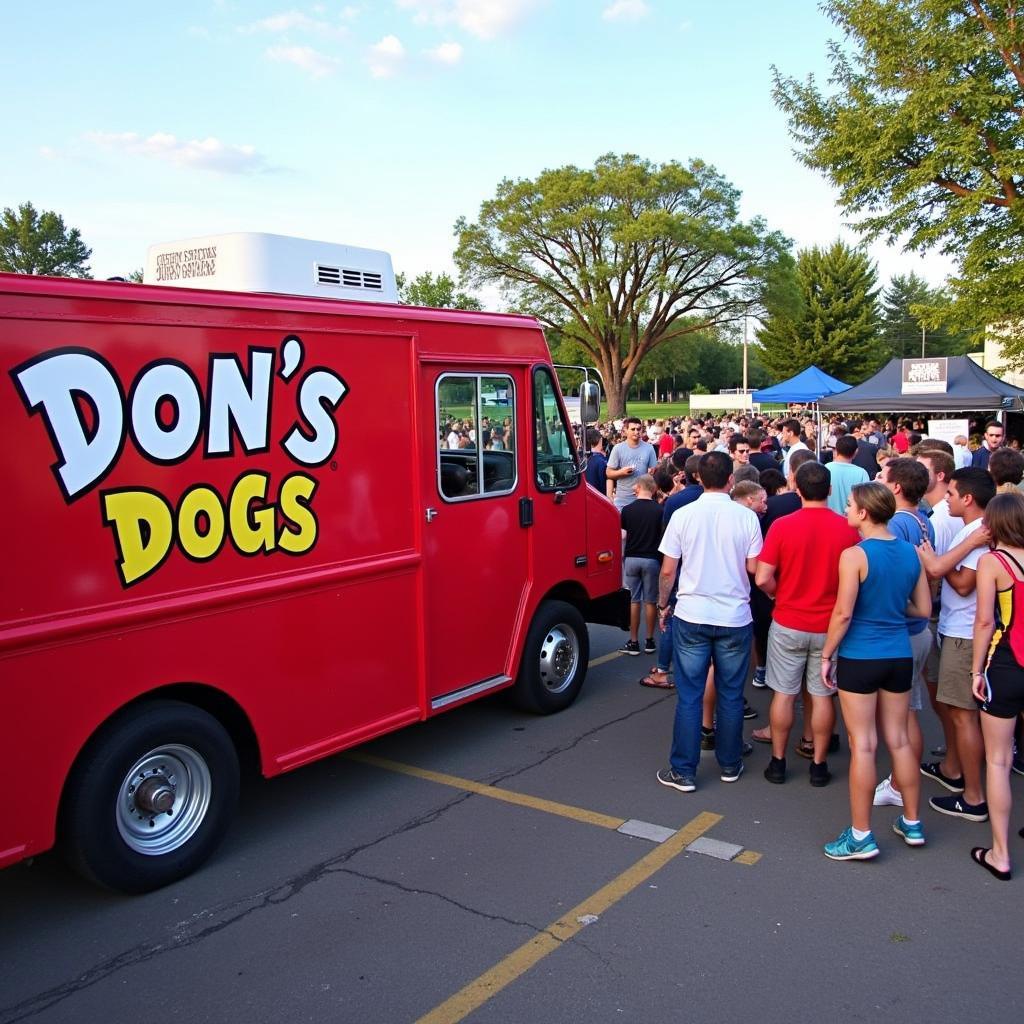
[2,1,953,293]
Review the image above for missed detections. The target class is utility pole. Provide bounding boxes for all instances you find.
[921,324,926,358]
[742,315,749,393]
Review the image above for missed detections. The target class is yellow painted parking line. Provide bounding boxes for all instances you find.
[587,650,625,668]
[735,850,762,866]
[347,752,627,831]
[416,810,721,1024]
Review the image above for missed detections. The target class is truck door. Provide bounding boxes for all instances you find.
[526,365,588,586]
[421,368,529,708]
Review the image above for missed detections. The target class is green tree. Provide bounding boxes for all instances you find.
[454,153,789,418]
[772,1,1024,362]
[0,202,92,277]
[396,270,482,310]
[757,241,884,382]
[880,272,976,359]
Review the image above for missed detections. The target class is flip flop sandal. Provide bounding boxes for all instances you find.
[795,739,815,759]
[971,846,1012,881]
[639,673,674,689]
[751,726,772,744]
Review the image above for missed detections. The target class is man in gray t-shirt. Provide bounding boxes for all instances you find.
[607,417,658,508]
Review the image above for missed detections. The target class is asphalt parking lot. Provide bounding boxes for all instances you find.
[1,624,1022,1024]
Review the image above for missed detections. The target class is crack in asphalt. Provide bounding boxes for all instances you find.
[1,696,663,1022]
[0,791,476,1023]
[336,867,541,932]
[488,692,670,788]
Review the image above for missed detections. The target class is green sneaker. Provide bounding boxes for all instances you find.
[893,815,926,846]
[824,827,879,861]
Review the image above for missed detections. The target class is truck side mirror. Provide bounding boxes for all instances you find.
[580,381,601,425]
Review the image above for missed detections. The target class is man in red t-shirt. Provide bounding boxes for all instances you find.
[755,461,860,785]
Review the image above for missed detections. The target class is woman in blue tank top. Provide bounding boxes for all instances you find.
[819,482,932,862]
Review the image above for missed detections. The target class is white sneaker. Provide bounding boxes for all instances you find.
[873,776,904,807]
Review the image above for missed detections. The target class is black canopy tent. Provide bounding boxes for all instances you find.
[817,356,1024,414]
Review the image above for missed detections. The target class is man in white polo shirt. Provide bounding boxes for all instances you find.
[655,450,763,792]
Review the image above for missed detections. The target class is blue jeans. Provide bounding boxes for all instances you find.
[671,617,752,776]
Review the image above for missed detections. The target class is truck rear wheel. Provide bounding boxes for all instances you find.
[513,600,589,714]
[61,700,239,893]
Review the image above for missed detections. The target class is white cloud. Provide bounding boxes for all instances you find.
[242,9,348,37]
[368,34,405,77]
[602,0,650,21]
[87,132,270,175]
[38,145,58,160]
[426,41,463,64]
[266,44,340,76]
[396,0,540,40]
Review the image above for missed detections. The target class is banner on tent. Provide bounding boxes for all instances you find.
[902,357,948,394]
[926,418,968,446]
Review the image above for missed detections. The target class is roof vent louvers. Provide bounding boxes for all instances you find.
[363,272,383,290]
[316,265,341,285]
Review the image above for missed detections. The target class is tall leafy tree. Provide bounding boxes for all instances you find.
[454,153,789,417]
[880,272,976,358]
[396,270,482,310]
[757,241,884,382]
[0,202,92,277]
[772,1,1024,362]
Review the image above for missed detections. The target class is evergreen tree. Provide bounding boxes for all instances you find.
[757,241,884,383]
[880,273,977,359]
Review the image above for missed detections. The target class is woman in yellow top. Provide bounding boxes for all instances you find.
[971,492,1024,881]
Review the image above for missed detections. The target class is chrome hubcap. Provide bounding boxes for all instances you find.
[538,624,580,694]
[116,745,211,856]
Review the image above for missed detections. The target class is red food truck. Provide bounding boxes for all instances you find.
[1,233,627,892]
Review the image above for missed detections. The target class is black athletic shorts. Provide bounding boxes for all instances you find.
[980,644,1024,719]
[836,656,912,695]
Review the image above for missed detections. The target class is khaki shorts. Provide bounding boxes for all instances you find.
[766,621,833,699]
[936,634,976,710]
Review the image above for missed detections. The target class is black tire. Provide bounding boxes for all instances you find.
[512,600,590,714]
[61,700,240,894]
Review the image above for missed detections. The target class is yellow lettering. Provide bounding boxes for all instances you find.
[177,486,226,561]
[229,472,276,554]
[278,473,318,554]
[102,490,174,586]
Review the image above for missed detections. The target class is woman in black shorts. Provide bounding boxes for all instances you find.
[819,483,931,860]
[971,491,1024,881]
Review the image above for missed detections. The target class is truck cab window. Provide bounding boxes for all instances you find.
[437,373,516,500]
[532,368,578,491]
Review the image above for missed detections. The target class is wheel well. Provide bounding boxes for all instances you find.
[57,684,260,834]
[540,581,589,617]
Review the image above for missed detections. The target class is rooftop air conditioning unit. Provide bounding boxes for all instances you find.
[143,232,398,303]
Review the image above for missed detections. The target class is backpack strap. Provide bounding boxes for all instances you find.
[893,508,927,543]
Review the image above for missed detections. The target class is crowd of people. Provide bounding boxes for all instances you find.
[600,411,1024,877]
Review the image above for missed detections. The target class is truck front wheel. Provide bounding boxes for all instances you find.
[513,600,589,714]
[61,700,240,893]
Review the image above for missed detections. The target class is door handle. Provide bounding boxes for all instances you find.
[425,507,439,523]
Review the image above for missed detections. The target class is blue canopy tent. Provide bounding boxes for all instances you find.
[753,365,851,457]
[752,365,851,405]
